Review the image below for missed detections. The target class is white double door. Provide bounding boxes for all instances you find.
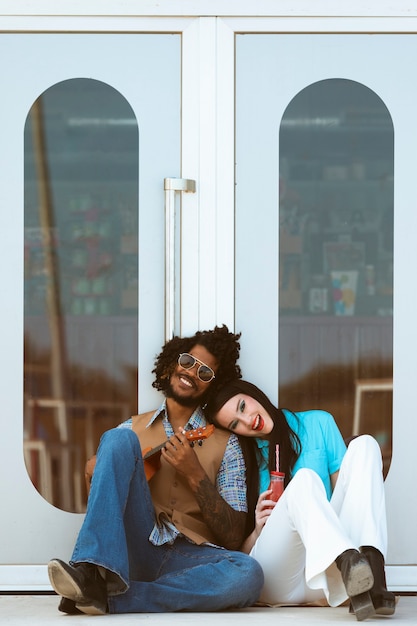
[1,29,417,589]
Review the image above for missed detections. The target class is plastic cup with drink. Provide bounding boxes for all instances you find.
[268,444,285,503]
[269,470,285,502]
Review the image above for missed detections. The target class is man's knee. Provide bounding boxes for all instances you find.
[101,426,137,445]
[230,554,264,607]
[100,427,140,457]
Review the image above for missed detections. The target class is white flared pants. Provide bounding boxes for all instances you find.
[249,435,387,607]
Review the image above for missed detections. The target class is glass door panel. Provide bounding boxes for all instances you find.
[24,79,139,512]
[236,35,394,455]
[278,78,393,475]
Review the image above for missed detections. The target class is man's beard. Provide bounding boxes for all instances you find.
[165,381,209,408]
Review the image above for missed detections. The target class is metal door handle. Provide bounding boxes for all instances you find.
[164,178,196,342]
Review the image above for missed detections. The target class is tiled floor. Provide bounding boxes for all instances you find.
[0,594,415,625]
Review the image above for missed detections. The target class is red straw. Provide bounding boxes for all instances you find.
[275,444,280,472]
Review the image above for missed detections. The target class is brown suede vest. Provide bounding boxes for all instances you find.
[131,413,230,545]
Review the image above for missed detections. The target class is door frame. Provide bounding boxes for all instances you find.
[1,7,416,590]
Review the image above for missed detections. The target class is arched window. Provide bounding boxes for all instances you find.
[279,79,393,475]
[24,79,139,511]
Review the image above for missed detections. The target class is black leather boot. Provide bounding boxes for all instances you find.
[58,596,83,615]
[360,546,396,616]
[48,559,108,615]
[336,549,375,621]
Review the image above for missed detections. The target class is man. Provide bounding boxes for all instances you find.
[48,325,264,614]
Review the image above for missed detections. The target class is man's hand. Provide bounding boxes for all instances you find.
[160,427,206,483]
[161,427,246,550]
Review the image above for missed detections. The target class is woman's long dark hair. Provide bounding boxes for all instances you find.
[205,380,302,536]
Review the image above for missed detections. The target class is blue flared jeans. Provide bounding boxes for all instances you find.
[71,428,263,613]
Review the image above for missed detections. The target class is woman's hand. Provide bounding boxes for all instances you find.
[240,489,275,554]
[254,489,275,532]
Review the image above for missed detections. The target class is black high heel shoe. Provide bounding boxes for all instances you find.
[336,549,375,621]
[360,546,396,616]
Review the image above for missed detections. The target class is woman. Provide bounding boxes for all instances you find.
[205,379,395,621]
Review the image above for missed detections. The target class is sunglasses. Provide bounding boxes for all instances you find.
[177,353,216,383]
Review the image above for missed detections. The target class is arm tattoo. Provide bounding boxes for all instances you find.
[193,475,247,551]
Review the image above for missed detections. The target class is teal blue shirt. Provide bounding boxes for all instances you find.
[256,409,347,500]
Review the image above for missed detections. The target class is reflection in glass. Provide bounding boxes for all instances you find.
[278,79,393,476]
[24,79,138,511]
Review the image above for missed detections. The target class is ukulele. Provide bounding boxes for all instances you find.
[142,424,215,481]
[84,424,215,493]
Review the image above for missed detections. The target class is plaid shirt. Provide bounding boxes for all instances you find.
[118,401,247,545]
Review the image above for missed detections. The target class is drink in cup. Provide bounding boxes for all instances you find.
[269,471,285,502]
